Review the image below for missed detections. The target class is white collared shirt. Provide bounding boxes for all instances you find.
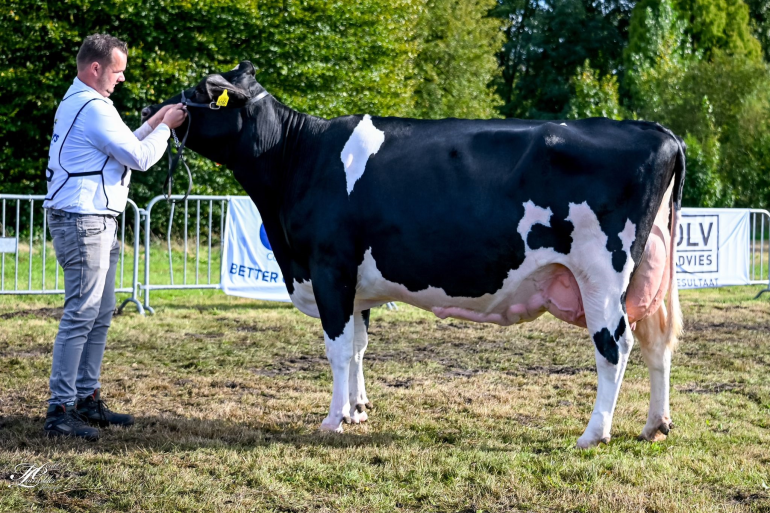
[44,77,170,215]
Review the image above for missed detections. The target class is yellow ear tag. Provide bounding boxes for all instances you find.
[216,89,230,107]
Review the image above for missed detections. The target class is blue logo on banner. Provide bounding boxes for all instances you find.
[259,224,272,251]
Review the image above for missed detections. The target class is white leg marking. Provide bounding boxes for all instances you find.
[320,316,355,433]
[348,312,370,424]
[577,328,634,448]
[340,115,385,195]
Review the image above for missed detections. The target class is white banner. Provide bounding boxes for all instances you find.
[221,197,291,302]
[676,208,751,289]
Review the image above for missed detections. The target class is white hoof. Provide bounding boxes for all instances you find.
[639,419,673,442]
[350,409,368,424]
[320,417,344,433]
[576,434,610,449]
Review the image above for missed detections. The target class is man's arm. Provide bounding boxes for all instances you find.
[134,104,175,141]
[84,102,171,172]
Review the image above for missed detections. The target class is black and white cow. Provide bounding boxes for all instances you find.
[143,61,685,448]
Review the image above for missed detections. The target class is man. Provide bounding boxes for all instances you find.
[42,33,187,440]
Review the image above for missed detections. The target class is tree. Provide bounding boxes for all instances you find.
[675,0,763,59]
[412,0,504,119]
[566,60,623,120]
[625,0,770,207]
[625,0,695,121]
[493,0,633,119]
[744,0,770,60]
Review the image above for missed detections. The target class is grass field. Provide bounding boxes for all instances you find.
[1,286,769,512]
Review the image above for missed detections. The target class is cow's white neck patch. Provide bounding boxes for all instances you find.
[340,115,385,195]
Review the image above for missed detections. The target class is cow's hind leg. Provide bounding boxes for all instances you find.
[348,309,371,424]
[578,295,634,449]
[635,305,674,441]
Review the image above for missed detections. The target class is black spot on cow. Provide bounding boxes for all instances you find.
[614,316,626,340]
[592,317,628,365]
[612,250,627,273]
[528,214,574,255]
[619,291,627,313]
[593,328,619,365]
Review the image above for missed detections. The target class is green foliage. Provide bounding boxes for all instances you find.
[720,85,770,207]
[1,0,506,208]
[412,0,504,119]
[745,0,770,60]
[681,108,728,207]
[625,0,695,119]
[566,60,623,120]
[624,0,770,208]
[675,0,763,59]
[492,0,633,119]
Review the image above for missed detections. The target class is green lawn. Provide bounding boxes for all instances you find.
[0,287,769,512]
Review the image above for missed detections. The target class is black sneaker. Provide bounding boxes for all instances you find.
[76,389,135,428]
[44,401,100,441]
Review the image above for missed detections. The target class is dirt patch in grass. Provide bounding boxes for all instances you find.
[0,346,49,359]
[249,354,327,376]
[0,307,63,320]
[520,364,594,376]
[686,319,770,332]
[676,382,743,394]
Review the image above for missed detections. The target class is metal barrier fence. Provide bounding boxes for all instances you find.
[751,209,770,297]
[0,194,143,314]
[142,195,229,314]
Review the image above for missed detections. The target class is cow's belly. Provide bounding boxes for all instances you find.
[353,248,580,325]
[289,252,585,325]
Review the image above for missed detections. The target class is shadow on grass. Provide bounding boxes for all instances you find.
[0,413,398,454]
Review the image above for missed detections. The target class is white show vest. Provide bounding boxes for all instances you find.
[44,79,170,215]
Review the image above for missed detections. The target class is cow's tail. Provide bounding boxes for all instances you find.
[665,131,685,350]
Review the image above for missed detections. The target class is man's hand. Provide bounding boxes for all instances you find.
[161,104,188,130]
[146,104,174,130]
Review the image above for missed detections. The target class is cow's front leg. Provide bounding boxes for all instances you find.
[314,267,357,433]
[348,310,371,424]
[578,311,634,449]
[320,316,355,432]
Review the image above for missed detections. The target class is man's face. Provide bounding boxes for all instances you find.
[95,48,127,97]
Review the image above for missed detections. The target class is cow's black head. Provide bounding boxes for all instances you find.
[141,61,267,165]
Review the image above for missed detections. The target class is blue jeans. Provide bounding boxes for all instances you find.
[47,209,119,406]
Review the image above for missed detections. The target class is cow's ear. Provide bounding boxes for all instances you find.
[237,61,256,76]
[204,74,250,106]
